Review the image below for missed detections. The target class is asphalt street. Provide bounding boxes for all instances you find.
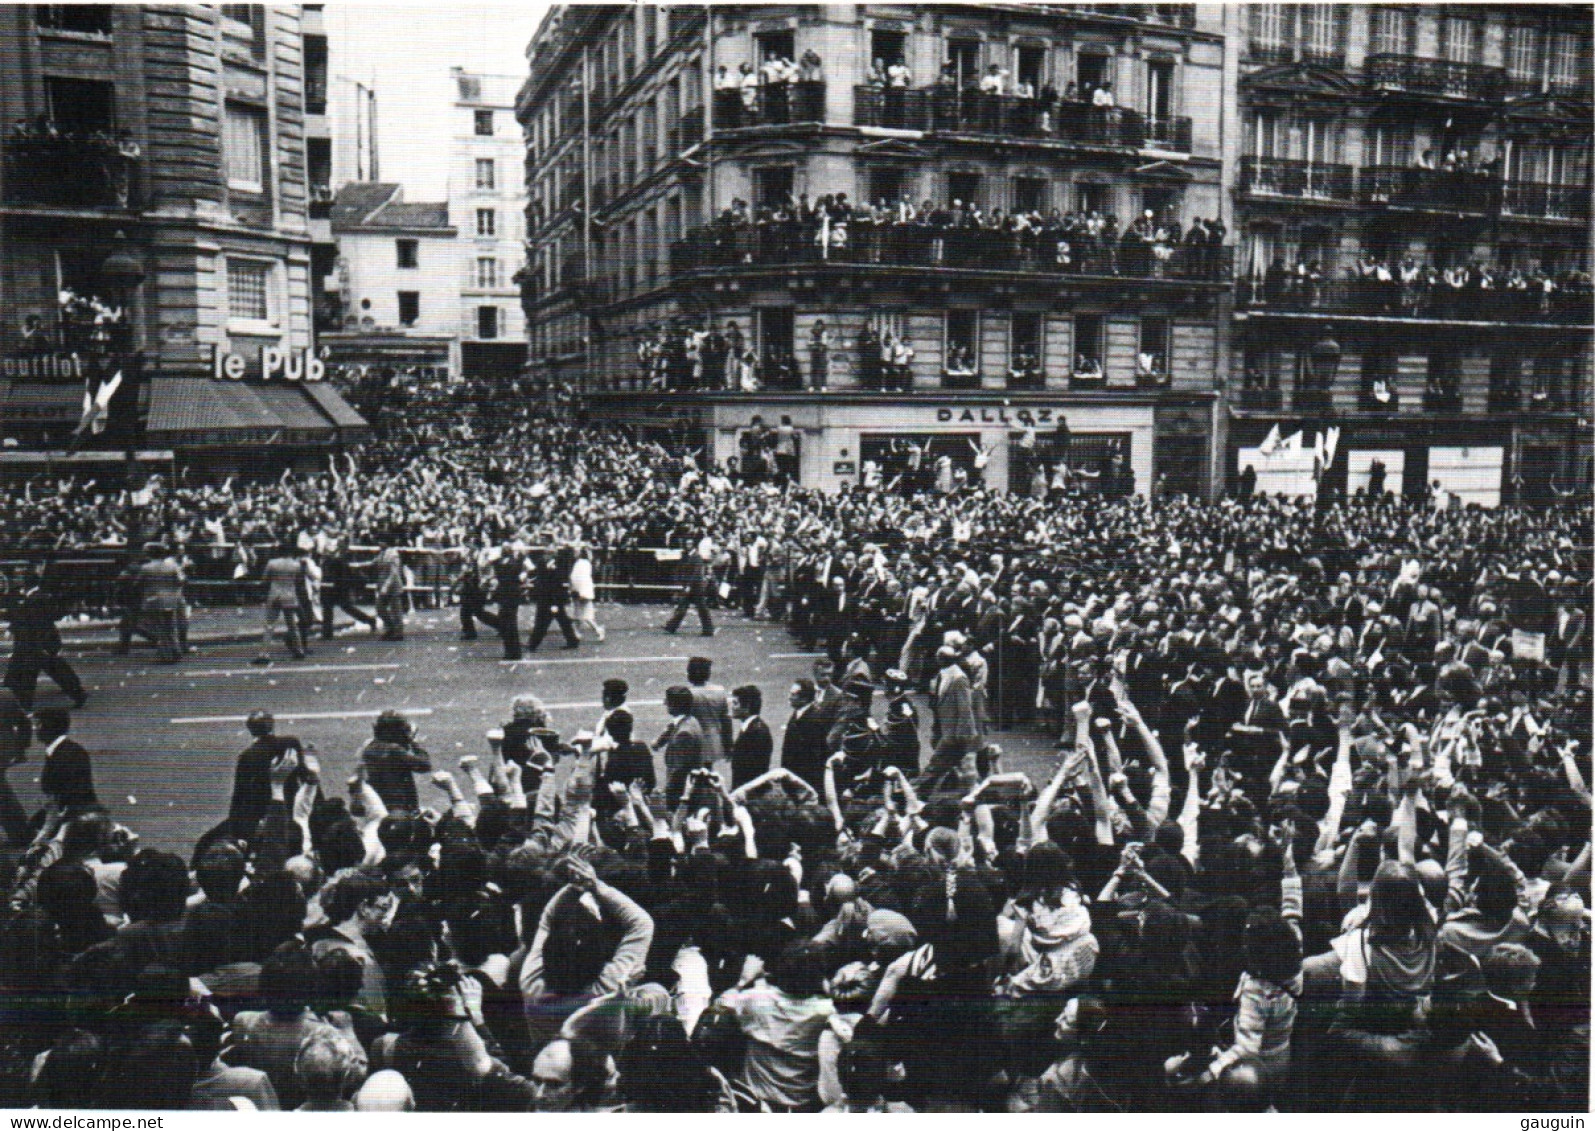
[15,604,1062,852]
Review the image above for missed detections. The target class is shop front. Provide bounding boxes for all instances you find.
[708,397,1160,495]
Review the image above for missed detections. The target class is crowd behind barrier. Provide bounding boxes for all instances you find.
[0,392,1590,1114]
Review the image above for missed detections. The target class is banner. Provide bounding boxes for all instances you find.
[1511,629,1546,663]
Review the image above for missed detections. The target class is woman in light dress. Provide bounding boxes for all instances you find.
[569,542,604,642]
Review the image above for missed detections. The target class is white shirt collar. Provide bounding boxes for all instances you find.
[46,734,68,758]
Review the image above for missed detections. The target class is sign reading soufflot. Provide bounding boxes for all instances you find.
[211,345,325,382]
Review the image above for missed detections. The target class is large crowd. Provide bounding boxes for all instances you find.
[0,398,1588,1111]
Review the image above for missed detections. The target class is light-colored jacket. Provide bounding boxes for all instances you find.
[570,557,596,601]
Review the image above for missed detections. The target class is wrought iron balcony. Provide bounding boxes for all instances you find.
[1423,384,1463,413]
[1239,157,1357,202]
[1359,165,1500,214]
[1236,275,1593,324]
[1502,180,1591,222]
[1366,53,1505,102]
[308,184,335,219]
[1236,386,1283,411]
[3,134,140,210]
[1295,387,1333,413]
[712,82,825,129]
[670,221,1232,283]
[853,86,1186,152]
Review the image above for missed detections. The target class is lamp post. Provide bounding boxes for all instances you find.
[99,232,146,358]
[1308,334,1341,392]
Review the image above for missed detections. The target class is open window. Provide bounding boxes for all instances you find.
[1077,52,1111,100]
[35,5,114,34]
[1015,44,1047,90]
[944,309,980,387]
[46,77,115,136]
[1009,312,1043,388]
[947,170,982,208]
[754,165,795,208]
[1072,314,1104,381]
[871,28,906,69]
[1013,175,1048,213]
[754,28,794,65]
[947,38,981,87]
[868,166,908,207]
[1075,180,1110,216]
[1137,317,1170,384]
[1146,59,1174,119]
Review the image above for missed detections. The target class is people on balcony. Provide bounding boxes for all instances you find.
[1245,252,1591,321]
[687,193,1228,280]
[1009,346,1043,388]
[1072,354,1104,385]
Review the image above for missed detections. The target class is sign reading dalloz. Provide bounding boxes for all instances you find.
[211,346,325,382]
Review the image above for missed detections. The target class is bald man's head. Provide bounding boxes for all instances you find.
[355,1070,414,1112]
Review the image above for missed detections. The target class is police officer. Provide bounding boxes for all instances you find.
[491,542,526,660]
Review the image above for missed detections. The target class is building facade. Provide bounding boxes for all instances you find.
[517,4,1232,496]
[0,3,366,473]
[1226,4,1592,505]
[448,67,528,383]
[319,181,458,383]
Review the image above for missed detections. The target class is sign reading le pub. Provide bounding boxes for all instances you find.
[211,345,325,382]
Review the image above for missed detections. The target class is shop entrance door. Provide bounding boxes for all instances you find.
[861,433,980,492]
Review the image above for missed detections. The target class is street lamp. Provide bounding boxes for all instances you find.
[99,232,146,357]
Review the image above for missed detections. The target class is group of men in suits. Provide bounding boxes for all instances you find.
[465,543,582,661]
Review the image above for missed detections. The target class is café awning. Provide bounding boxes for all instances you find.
[144,377,367,447]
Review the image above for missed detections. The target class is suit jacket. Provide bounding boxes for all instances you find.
[9,588,63,654]
[781,705,830,790]
[660,716,706,803]
[931,666,979,751]
[689,683,734,766]
[730,716,773,788]
[228,734,305,835]
[41,736,98,814]
[596,741,656,809]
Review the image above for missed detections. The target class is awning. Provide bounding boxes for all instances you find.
[1,380,82,425]
[144,377,367,447]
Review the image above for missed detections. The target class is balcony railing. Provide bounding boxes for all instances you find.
[3,135,140,210]
[1366,53,1505,102]
[1487,380,1521,412]
[1237,276,1594,324]
[1239,157,1357,202]
[1236,386,1283,411]
[712,82,825,129]
[1295,387,1333,413]
[853,86,1187,152]
[1502,181,1591,222]
[308,185,335,220]
[1359,165,1499,214]
[670,222,1231,282]
[1143,116,1193,152]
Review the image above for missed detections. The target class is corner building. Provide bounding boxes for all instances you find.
[518,4,1231,495]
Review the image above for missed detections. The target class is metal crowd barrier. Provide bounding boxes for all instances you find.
[0,543,693,617]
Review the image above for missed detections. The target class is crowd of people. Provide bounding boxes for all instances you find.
[1242,252,1593,324]
[0,392,1589,1111]
[678,195,1230,281]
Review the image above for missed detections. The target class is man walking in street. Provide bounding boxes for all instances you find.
[527,545,580,653]
[320,536,377,640]
[664,537,717,637]
[4,563,87,711]
[256,543,310,663]
[491,542,525,660]
[137,542,185,663]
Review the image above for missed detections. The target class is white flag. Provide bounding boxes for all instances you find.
[1280,430,1304,453]
[1323,426,1341,466]
[1258,424,1283,457]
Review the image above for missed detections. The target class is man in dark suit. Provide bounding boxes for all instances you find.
[655,685,706,805]
[664,540,716,637]
[227,710,308,840]
[729,684,773,788]
[491,543,526,660]
[5,567,87,711]
[34,707,99,821]
[780,678,830,791]
[320,536,378,640]
[687,656,734,770]
[527,545,580,652]
[594,711,655,811]
[1231,667,1287,776]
